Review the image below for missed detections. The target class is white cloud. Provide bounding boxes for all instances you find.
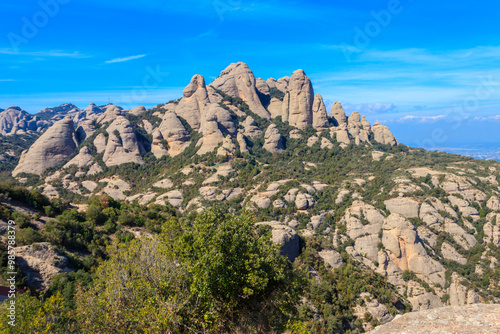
[105,54,147,64]
[0,49,89,58]
[341,102,396,115]
[473,115,500,121]
[397,115,447,123]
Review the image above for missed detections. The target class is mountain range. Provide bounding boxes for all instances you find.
[1,62,500,332]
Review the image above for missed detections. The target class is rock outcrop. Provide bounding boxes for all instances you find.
[175,74,210,130]
[97,104,123,124]
[128,105,146,116]
[0,106,38,135]
[242,116,262,137]
[237,132,249,154]
[157,112,191,157]
[256,221,300,261]
[312,94,329,131]
[64,146,93,168]
[13,117,77,176]
[369,304,500,334]
[330,101,347,126]
[150,129,169,158]
[15,242,72,291]
[210,62,270,119]
[102,116,143,166]
[255,77,270,96]
[372,122,398,146]
[197,105,225,155]
[82,103,103,119]
[286,69,314,130]
[217,135,236,156]
[263,123,285,153]
[381,213,445,286]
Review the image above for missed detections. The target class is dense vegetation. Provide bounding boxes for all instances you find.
[1,98,500,333]
[0,184,413,333]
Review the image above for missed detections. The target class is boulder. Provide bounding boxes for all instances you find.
[487,196,499,211]
[318,249,343,269]
[442,242,467,265]
[331,124,351,146]
[96,104,123,124]
[93,133,107,153]
[277,76,290,92]
[257,221,300,261]
[251,195,271,209]
[242,116,262,137]
[82,102,103,119]
[150,129,169,158]
[212,104,237,135]
[295,192,315,210]
[362,115,371,131]
[217,135,236,156]
[369,304,500,334]
[75,119,96,142]
[484,221,500,245]
[267,97,283,119]
[384,197,420,218]
[273,199,286,208]
[13,117,77,176]
[320,137,334,149]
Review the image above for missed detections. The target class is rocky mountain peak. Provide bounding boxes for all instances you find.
[12,117,77,176]
[331,101,347,126]
[0,106,38,135]
[36,103,80,121]
[312,94,329,131]
[285,69,314,130]
[210,62,270,119]
[183,74,206,98]
[175,74,210,130]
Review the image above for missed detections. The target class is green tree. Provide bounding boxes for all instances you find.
[178,208,303,331]
[74,237,188,333]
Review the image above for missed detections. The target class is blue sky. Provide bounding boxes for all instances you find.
[0,0,499,149]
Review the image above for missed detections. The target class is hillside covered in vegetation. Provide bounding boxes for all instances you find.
[1,62,500,333]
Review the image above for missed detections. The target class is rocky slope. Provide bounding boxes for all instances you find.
[2,62,500,329]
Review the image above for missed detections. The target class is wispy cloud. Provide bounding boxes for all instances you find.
[396,115,448,123]
[0,79,15,82]
[473,115,500,121]
[105,54,147,64]
[342,102,397,115]
[0,49,89,58]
